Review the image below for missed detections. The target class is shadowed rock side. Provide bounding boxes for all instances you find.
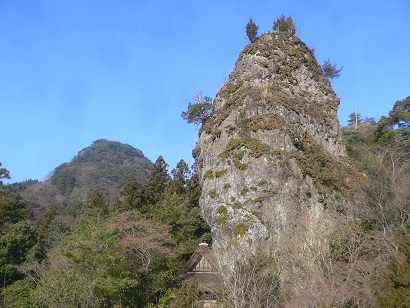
[195,32,362,302]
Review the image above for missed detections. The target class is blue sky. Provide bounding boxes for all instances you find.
[1,0,409,183]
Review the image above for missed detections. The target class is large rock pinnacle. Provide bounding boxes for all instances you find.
[195,32,359,296]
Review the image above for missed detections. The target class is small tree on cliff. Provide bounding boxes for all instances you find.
[181,90,213,126]
[273,14,296,36]
[246,18,259,43]
[322,58,343,79]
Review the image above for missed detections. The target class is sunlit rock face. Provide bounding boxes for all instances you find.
[195,31,358,299]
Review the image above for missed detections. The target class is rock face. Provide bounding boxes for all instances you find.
[195,32,358,299]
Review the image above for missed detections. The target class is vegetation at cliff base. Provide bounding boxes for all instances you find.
[1,155,210,307]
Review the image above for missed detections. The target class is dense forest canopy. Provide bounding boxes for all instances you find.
[1,152,210,306]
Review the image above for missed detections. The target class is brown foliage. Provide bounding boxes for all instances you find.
[109,211,175,271]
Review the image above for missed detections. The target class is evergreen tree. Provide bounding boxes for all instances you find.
[0,165,31,234]
[38,208,55,239]
[181,90,213,126]
[0,221,40,284]
[0,162,11,183]
[143,156,170,207]
[362,117,376,125]
[118,178,145,211]
[170,159,191,194]
[273,14,296,36]
[246,18,259,43]
[84,189,108,213]
[374,96,410,144]
[347,112,362,128]
[389,96,410,129]
[322,58,343,79]
[0,199,29,234]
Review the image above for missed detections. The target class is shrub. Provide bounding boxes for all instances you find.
[217,206,228,226]
[233,223,249,236]
[208,188,218,198]
[192,145,201,158]
[258,179,268,186]
[225,125,236,136]
[203,170,214,180]
[240,187,249,195]
[215,169,228,178]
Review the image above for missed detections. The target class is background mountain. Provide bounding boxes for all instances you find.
[20,139,152,217]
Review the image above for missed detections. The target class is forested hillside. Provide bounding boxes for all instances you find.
[19,139,152,217]
[1,153,210,307]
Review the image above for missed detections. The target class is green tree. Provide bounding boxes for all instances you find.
[110,211,177,306]
[170,159,191,194]
[0,221,39,285]
[0,162,10,183]
[0,199,29,234]
[143,156,170,207]
[322,58,343,79]
[246,18,259,43]
[273,14,296,36]
[33,212,137,307]
[40,216,72,251]
[38,208,55,239]
[117,178,145,211]
[375,97,410,145]
[390,96,410,130]
[0,162,12,201]
[181,90,213,126]
[153,191,210,256]
[84,189,108,213]
[148,164,210,256]
[363,117,376,125]
[34,209,179,307]
[1,278,35,307]
[0,165,31,235]
[347,111,362,129]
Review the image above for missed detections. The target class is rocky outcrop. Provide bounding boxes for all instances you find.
[195,31,360,302]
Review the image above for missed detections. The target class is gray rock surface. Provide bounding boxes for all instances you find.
[195,32,359,298]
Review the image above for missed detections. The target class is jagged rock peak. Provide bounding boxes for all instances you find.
[202,31,345,159]
[195,31,360,300]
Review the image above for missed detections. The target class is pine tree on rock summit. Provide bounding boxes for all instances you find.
[246,18,259,43]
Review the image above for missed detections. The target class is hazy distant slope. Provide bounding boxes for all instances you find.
[21,139,152,215]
